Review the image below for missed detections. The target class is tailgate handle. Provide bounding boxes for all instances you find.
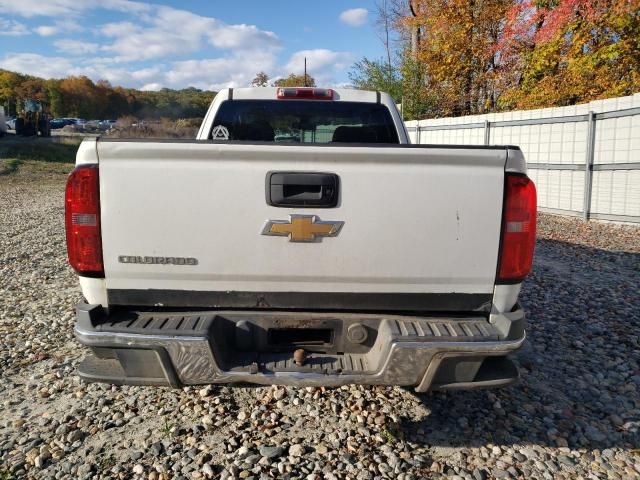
[267,172,339,208]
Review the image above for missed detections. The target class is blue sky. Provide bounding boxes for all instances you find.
[0,0,385,91]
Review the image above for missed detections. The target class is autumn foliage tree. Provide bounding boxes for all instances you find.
[498,0,640,109]
[404,0,514,116]
[351,0,640,119]
[0,71,21,113]
[0,69,216,119]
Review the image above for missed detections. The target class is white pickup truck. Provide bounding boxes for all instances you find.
[66,87,536,392]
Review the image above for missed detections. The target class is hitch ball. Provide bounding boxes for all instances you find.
[294,348,307,366]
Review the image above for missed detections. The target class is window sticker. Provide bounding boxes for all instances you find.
[212,125,230,140]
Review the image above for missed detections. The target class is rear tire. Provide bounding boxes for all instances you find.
[39,119,51,137]
[15,118,24,135]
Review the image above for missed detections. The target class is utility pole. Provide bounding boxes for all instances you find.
[304,57,308,87]
[409,0,420,59]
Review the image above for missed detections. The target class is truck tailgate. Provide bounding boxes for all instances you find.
[97,141,507,311]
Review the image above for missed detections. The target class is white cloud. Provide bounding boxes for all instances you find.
[94,65,163,87]
[339,8,368,27]
[35,26,59,36]
[98,5,280,62]
[0,2,352,90]
[0,53,142,85]
[284,49,353,86]
[0,0,83,17]
[165,51,278,91]
[35,19,84,36]
[54,39,101,55]
[0,19,29,36]
[208,23,279,50]
[141,82,163,91]
[0,53,75,79]
[0,47,352,90]
[128,66,164,85]
[101,20,203,61]
[100,21,138,37]
[0,0,149,18]
[0,50,278,91]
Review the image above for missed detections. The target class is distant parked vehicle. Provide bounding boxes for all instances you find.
[49,118,71,129]
[61,118,87,128]
[99,120,117,130]
[7,117,17,130]
[274,134,300,142]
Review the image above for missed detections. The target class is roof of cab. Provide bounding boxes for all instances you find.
[220,87,381,104]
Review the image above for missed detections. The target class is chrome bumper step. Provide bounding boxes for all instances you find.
[75,304,525,391]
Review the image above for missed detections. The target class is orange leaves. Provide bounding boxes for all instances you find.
[0,68,215,119]
[408,0,513,116]
[401,0,639,116]
[499,0,640,109]
[14,78,48,103]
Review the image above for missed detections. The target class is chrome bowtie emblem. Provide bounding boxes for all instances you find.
[262,215,344,242]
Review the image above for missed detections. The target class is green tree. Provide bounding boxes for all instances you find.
[0,70,23,116]
[103,86,131,119]
[348,57,402,102]
[0,68,217,120]
[251,72,269,87]
[46,79,64,117]
[273,73,316,87]
[399,57,439,120]
[60,76,99,118]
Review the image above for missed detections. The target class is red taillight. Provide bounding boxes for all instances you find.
[65,165,103,277]
[497,174,537,283]
[277,87,334,100]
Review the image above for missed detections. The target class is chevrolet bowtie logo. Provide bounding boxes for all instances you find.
[262,215,344,242]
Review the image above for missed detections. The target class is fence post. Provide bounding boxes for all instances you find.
[416,125,421,144]
[484,120,490,145]
[582,111,596,221]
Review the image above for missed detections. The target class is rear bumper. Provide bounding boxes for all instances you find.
[74,303,525,392]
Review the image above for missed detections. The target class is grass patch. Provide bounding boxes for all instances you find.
[160,420,174,438]
[1,138,81,163]
[0,159,21,176]
[380,422,405,444]
[97,455,116,473]
[381,428,397,444]
[107,117,200,139]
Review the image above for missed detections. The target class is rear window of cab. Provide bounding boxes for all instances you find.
[210,100,399,144]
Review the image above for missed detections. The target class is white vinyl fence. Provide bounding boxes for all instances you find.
[405,93,640,223]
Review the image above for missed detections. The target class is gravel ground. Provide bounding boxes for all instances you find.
[1,162,639,480]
